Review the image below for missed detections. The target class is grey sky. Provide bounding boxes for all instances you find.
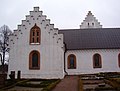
[0,0,120,30]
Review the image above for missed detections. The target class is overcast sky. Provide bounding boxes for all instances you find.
[0,0,120,30]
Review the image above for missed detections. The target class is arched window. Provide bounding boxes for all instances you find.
[93,53,102,68]
[88,23,89,26]
[118,53,120,67]
[29,50,40,70]
[30,23,41,44]
[68,54,76,69]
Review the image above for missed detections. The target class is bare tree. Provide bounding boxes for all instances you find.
[0,25,12,73]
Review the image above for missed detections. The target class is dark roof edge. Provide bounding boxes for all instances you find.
[59,28,120,31]
[66,48,120,50]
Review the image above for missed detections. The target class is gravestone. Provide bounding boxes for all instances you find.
[17,70,21,80]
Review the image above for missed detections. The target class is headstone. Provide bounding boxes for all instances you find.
[17,70,21,80]
[9,71,15,80]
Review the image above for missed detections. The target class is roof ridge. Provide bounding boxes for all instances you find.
[59,28,120,31]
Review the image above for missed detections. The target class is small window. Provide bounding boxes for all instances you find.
[32,53,38,67]
[92,23,94,26]
[29,50,40,70]
[30,23,41,44]
[88,23,89,26]
[93,53,102,68]
[68,54,76,69]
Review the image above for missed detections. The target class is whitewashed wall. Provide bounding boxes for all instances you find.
[66,49,120,75]
[80,11,102,29]
[8,7,65,79]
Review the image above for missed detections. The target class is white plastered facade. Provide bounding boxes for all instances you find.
[80,11,102,29]
[66,49,120,75]
[8,7,64,79]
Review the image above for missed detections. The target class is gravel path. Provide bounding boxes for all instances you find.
[52,76,79,91]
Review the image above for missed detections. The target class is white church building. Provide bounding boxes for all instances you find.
[8,7,120,79]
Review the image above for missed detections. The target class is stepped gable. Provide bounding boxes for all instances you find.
[80,11,102,29]
[59,28,120,50]
[9,7,63,47]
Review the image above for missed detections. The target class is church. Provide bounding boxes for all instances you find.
[8,7,120,79]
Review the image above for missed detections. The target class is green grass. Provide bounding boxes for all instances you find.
[104,79,120,90]
[111,78,120,84]
[0,79,60,91]
[0,79,29,90]
[17,79,58,88]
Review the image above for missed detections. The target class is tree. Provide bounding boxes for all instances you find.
[0,25,12,73]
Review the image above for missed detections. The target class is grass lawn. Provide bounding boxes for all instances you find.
[104,78,120,90]
[0,79,60,91]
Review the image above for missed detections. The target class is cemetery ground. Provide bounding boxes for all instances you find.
[0,72,120,91]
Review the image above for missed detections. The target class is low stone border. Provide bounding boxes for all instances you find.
[78,77,83,91]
